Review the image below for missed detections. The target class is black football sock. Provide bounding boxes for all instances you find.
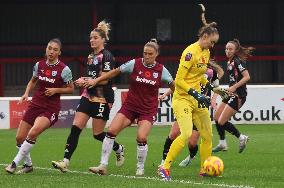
[215,121,226,140]
[94,132,120,152]
[64,125,82,160]
[162,136,173,160]
[189,145,198,158]
[223,121,241,138]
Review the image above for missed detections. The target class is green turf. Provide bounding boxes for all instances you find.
[0,125,283,188]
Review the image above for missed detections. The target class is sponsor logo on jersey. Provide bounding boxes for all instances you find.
[52,71,57,77]
[185,52,192,61]
[238,64,245,72]
[201,57,206,64]
[88,70,97,78]
[136,76,156,85]
[104,62,111,71]
[153,72,158,78]
[39,75,55,83]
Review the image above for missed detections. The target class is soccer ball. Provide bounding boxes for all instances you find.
[203,156,224,177]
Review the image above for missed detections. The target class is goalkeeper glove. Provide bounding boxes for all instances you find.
[205,82,232,100]
[188,88,210,108]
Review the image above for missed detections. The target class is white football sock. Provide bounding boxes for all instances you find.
[137,144,148,169]
[13,140,34,166]
[63,158,70,166]
[220,139,227,146]
[100,136,115,166]
[17,145,32,166]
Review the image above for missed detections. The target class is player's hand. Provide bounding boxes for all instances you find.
[18,94,29,104]
[45,88,57,96]
[188,88,210,108]
[83,78,98,89]
[228,86,237,93]
[74,77,86,87]
[158,93,168,101]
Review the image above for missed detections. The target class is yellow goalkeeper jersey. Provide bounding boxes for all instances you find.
[173,41,210,100]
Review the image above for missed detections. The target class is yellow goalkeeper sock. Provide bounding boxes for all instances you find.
[163,135,186,169]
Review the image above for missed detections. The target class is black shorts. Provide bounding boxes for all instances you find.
[222,95,246,111]
[76,97,110,121]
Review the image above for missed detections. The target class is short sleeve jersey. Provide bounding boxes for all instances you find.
[32,60,73,113]
[227,56,248,97]
[174,42,210,100]
[119,58,173,115]
[82,49,115,103]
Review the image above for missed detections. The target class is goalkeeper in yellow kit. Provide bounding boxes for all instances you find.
[158,9,221,180]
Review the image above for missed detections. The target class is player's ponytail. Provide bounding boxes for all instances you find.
[93,20,111,41]
[198,4,218,38]
[144,38,160,54]
[228,39,255,62]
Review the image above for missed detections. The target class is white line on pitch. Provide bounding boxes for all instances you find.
[0,164,254,188]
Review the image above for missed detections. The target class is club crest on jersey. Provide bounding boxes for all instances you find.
[185,53,192,61]
[153,72,158,78]
[52,71,57,77]
[93,58,98,65]
[228,65,233,71]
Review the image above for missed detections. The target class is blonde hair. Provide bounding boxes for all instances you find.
[197,4,218,37]
[93,20,111,41]
[228,39,255,62]
[144,38,160,54]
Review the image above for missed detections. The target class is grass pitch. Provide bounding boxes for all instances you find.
[0,124,283,188]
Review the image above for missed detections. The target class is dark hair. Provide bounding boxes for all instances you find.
[93,20,111,41]
[228,39,255,62]
[144,38,160,54]
[49,38,62,49]
[198,4,218,38]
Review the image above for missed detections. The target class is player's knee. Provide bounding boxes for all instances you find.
[200,134,212,143]
[213,114,219,122]
[180,130,191,141]
[15,135,25,145]
[217,119,226,126]
[169,131,179,140]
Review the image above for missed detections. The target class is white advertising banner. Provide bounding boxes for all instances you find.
[0,85,283,129]
[0,100,10,129]
[110,86,284,125]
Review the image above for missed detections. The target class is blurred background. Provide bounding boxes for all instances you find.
[1,0,283,96]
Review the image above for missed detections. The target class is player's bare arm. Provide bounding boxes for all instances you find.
[228,70,250,93]
[18,76,38,104]
[45,82,74,96]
